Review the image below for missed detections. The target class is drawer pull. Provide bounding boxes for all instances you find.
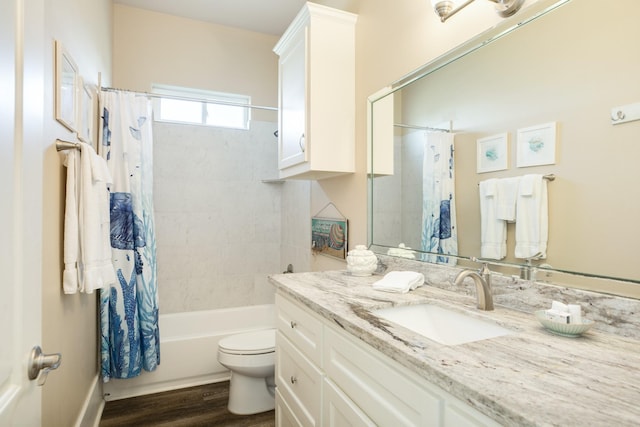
[290,321,297,329]
[290,375,297,384]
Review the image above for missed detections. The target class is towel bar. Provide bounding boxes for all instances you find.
[55,139,81,151]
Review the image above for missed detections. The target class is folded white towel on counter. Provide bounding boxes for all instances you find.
[372,271,425,293]
[515,174,548,259]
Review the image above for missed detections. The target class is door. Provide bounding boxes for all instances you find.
[278,30,307,170]
[0,0,44,424]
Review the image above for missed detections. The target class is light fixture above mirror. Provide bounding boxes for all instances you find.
[431,0,525,22]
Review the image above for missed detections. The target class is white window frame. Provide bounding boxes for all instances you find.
[151,84,251,130]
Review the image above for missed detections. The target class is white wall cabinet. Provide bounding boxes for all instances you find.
[275,291,502,427]
[273,3,357,180]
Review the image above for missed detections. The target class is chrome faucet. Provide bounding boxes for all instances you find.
[454,263,494,311]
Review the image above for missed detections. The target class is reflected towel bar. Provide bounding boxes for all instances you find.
[56,139,81,151]
[477,174,555,185]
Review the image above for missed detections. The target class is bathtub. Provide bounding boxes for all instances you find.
[102,304,276,401]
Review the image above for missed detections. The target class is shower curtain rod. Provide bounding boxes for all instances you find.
[100,86,278,112]
[394,123,451,133]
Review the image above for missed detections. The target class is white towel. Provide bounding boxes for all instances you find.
[79,143,117,294]
[496,177,521,222]
[515,174,548,259]
[372,271,425,293]
[62,149,80,294]
[479,179,506,260]
[62,143,117,294]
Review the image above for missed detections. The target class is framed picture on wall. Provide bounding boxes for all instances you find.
[77,82,96,148]
[55,40,79,132]
[476,133,509,173]
[311,217,348,260]
[516,122,557,167]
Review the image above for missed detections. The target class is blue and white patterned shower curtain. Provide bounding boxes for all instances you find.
[421,132,458,265]
[99,91,160,381]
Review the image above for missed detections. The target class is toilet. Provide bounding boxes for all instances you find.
[217,329,276,415]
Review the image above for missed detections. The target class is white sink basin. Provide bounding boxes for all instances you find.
[372,304,512,346]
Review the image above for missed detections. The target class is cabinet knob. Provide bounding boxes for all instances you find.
[290,376,297,384]
[290,320,297,329]
[299,133,305,153]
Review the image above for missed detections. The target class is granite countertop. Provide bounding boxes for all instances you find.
[268,269,640,427]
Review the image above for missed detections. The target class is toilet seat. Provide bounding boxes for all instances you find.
[219,329,275,355]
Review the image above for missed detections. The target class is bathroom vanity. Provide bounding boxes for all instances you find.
[269,267,640,426]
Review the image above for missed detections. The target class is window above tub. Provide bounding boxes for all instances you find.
[152,84,251,130]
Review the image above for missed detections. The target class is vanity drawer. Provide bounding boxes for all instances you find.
[276,331,323,427]
[276,293,323,366]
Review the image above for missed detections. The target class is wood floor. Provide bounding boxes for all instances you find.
[100,382,275,427]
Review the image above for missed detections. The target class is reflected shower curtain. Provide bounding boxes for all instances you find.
[421,132,458,265]
[99,91,159,381]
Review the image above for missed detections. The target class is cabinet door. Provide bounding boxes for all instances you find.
[443,397,502,427]
[278,32,307,170]
[276,388,302,427]
[323,379,375,427]
[324,326,442,426]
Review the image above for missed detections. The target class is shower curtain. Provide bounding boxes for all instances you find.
[421,132,458,265]
[99,90,160,381]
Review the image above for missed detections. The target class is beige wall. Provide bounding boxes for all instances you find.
[113,4,279,121]
[42,0,112,425]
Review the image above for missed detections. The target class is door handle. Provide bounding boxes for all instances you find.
[28,346,62,386]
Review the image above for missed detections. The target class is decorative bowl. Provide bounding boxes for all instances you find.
[535,310,594,337]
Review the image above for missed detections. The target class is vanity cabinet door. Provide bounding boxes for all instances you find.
[276,331,323,427]
[323,378,375,427]
[275,388,302,427]
[324,326,441,426]
[443,398,502,427]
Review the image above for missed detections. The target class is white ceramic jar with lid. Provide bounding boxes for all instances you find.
[346,245,378,276]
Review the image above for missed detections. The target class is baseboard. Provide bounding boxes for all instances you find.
[74,374,105,427]
[103,372,230,402]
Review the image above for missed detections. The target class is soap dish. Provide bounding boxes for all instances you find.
[535,310,594,337]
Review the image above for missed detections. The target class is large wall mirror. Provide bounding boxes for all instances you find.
[369,0,640,294]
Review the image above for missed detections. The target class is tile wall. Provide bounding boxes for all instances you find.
[153,120,283,313]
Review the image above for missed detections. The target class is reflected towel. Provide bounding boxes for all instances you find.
[372,271,425,293]
[515,174,548,259]
[496,177,521,222]
[479,179,506,259]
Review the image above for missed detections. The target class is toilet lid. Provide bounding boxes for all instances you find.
[219,329,276,355]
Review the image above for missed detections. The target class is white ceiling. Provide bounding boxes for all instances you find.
[113,0,308,35]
